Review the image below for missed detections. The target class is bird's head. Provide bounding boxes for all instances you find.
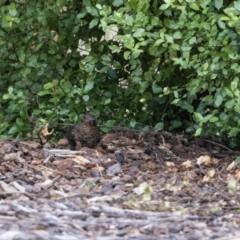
[84,113,96,126]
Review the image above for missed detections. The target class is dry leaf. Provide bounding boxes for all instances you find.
[102,133,118,143]
[181,160,192,169]
[207,168,216,178]
[197,155,211,165]
[226,161,237,171]
[202,176,211,182]
[165,162,175,167]
[211,158,219,165]
[38,123,54,144]
[3,152,25,163]
[40,179,53,189]
[133,182,153,196]
[72,155,91,165]
[227,175,238,193]
[234,169,240,180]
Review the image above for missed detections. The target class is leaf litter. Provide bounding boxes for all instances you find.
[0,131,240,239]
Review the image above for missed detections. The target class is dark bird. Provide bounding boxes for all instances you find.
[65,114,101,150]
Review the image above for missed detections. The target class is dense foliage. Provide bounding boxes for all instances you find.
[0,0,240,146]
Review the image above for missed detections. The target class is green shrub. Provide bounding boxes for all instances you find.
[0,0,240,147]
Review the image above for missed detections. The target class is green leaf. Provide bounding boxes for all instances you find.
[140,81,149,93]
[17,90,23,98]
[231,77,239,91]
[83,95,89,101]
[220,112,228,121]
[234,1,240,11]
[160,4,168,10]
[96,4,102,9]
[89,19,99,29]
[170,120,182,129]
[100,126,110,133]
[9,3,17,17]
[3,93,10,100]
[84,81,94,93]
[186,103,194,113]
[190,3,200,11]
[214,94,223,107]
[0,39,5,46]
[128,0,138,9]
[154,39,164,46]
[170,43,180,51]
[173,91,178,98]
[124,51,130,59]
[219,16,230,21]
[77,13,86,19]
[203,114,213,123]
[0,135,11,140]
[194,112,203,121]
[203,62,208,70]
[86,6,99,16]
[154,122,163,131]
[229,127,240,137]
[101,54,111,63]
[173,31,182,39]
[195,127,202,136]
[235,157,240,163]
[133,28,145,38]
[217,21,226,29]
[165,34,173,43]
[130,120,136,128]
[105,120,116,127]
[8,126,18,134]
[189,37,196,45]
[113,0,124,7]
[28,55,37,67]
[210,116,218,122]
[151,17,159,26]
[225,99,235,109]
[34,43,44,52]
[59,109,70,115]
[132,49,143,59]
[8,86,13,94]
[152,82,162,94]
[142,92,152,100]
[45,110,53,114]
[181,46,191,51]
[109,45,121,53]
[171,99,180,105]
[64,68,73,79]
[44,82,54,90]
[21,68,31,77]
[38,90,51,96]
[62,81,72,93]
[224,87,233,98]
[215,0,223,10]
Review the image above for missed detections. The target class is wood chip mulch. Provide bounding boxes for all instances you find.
[0,131,240,240]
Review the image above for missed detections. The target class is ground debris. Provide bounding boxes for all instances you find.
[0,132,239,239]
